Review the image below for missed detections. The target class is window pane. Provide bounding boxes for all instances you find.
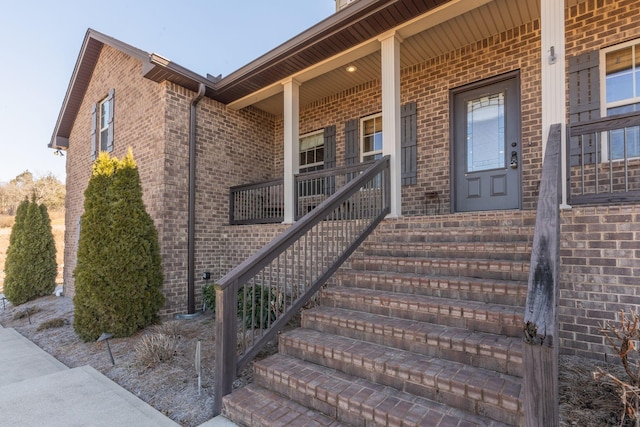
[300,152,306,166]
[100,99,110,129]
[606,47,634,104]
[316,147,324,162]
[364,118,375,135]
[635,43,640,98]
[610,127,640,160]
[374,117,382,133]
[374,133,383,151]
[100,129,109,151]
[363,135,373,153]
[466,93,505,172]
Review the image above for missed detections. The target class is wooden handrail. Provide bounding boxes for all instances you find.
[569,110,640,138]
[213,156,390,415]
[522,124,561,426]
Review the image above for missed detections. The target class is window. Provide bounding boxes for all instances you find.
[298,130,325,198]
[361,114,382,162]
[98,96,111,152]
[602,41,640,159]
[299,130,324,173]
[91,89,114,159]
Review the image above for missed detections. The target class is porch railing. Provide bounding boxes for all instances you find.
[229,161,378,224]
[523,124,561,426]
[568,111,640,204]
[229,179,284,225]
[295,160,375,219]
[213,156,391,415]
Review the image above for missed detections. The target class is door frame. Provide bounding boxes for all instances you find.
[449,70,522,213]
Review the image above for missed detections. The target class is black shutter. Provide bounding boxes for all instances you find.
[568,51,600,166]
[90,103,97,160]
[344,119,359,165]
[106,88,115,152]
[401,102,417,186]
[323,125,336,195]
[323,125,336,168]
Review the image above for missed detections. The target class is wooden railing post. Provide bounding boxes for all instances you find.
[213,282,238,416]
[523,124,561,427]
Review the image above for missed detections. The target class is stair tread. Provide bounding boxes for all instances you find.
[351,253,529,267]
[363,241,532,251]
[281,328,522,401]
[338,269,526,289]
[303,305,522,362]
[223,383,347,427]
[256,353,513,427]
[323,287,524,313]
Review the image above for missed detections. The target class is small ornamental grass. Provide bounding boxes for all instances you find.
[135,321,182,368]
[12,305,41,320]
[37,317,69,331]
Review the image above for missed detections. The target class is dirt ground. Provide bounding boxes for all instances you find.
[0,294,635,427]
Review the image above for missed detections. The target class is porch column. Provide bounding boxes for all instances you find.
[283,78,300,223]
[542,0,568,207]
[380,31,402,218]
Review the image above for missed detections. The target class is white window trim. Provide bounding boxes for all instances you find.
[360,113,383,162]
[599,39,640,162]
[98,96,110,152]
[299,129,325,172]
[600,39,640,117]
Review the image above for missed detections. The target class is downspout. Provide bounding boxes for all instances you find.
[188,83,206,314]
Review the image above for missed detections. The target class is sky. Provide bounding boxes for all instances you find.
[0,0,336,184]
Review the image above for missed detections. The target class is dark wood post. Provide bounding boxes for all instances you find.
[213,282,238,416]
[523,124,562,426]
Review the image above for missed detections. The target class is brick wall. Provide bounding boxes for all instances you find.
[559,0,640,360]
[63,45,166,298]
[63,46,279,316]
[560,205,640,360]
[157,84,278,315]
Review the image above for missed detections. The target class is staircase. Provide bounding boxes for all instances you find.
[221,211,534,427]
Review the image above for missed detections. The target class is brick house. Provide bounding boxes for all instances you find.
[50,0,640,424]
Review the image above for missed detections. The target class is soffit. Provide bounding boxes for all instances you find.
[249,0,589,116]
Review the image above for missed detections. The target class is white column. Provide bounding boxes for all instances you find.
[542,0,568,207]
[380,32,402,218]
[283,78,300,223]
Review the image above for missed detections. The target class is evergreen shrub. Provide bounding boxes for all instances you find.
[3,197,57,305]
[73,150,165,341]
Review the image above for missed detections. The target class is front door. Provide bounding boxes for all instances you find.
[452,75,521,212]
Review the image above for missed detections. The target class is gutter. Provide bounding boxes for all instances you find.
[187,83,207,314]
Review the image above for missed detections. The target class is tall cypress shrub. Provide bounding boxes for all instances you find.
[73,153,116,341]
[3,197,57,305]
[73,150,164,341]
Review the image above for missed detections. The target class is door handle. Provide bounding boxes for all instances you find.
[510,151,518,169]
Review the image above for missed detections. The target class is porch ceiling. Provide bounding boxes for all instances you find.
[241,0,584,116]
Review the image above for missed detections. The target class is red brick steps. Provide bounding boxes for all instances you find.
[320,287,523,337]
[254,354,512,427]
[300,306,523,377]
[221,211,533,426]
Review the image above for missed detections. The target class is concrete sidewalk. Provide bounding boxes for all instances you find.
[0,322,237,426]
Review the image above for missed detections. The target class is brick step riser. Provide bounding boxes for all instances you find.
[360,247,532,262]
[299,312,523,377]
[254,354,517,427]
[221,384,345,427]
[348,259,530,282]
[373,213,536,230]
[274,334,523,426]
[319,291,524,338]
[366,232,534,245]
[335,272,527,307]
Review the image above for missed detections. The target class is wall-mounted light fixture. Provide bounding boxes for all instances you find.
[54,149,64,157]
